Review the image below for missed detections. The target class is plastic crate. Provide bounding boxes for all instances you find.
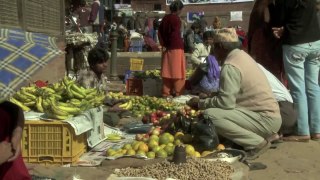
[130,58,144,71]
[130,39,144,46]
[22,120,87,165]
[129,46,143,53]
[126,78,143,96]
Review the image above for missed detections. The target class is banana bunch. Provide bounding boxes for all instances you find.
[9,97,31,112]
[42,97,81,120]
[118,100,133,110]
[106,132,123,141]
[9,76,105,117]
[12,86,39,110]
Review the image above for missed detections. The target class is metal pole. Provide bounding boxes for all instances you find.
[109,30,119,80]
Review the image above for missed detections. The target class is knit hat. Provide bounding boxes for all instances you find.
[214,28,239,43]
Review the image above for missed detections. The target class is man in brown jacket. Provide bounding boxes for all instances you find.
[188,28,282,160]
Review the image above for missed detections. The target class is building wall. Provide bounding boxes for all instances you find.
[131,1,254,31]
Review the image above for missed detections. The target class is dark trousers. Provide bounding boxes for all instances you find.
[278,101,297,135]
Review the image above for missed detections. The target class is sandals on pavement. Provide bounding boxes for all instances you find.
[246,140,271,160]
[282,135,310,142]
[311,134,320,141]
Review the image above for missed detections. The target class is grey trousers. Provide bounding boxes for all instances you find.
[203,108,282,150]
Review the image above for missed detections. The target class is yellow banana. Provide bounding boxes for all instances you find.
[9,97,31,111]
[66,83,74,98]
[119,102,128,108]
[71,83,86,97]
[24,101,36,107]
[21,86,37,94]
[41,87,56,94]
[69,99,82,106]
[70,89,85,99]
[41,98,50,110]
[14,91,33,103]
[20,89,37,101]
[62,76,75,86]
[56,105,81,115]
[46,111,71,120]
[124,101,133,110]
[85,88,97,95]
[36,96,44,113]
[48,100,70,116]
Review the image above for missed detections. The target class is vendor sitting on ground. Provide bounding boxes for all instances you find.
[188,45,220,96]
[187,28,282,160]
[77,47,109,92]
[190,31,214,67]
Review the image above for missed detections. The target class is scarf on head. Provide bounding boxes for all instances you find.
[206,55,220,82]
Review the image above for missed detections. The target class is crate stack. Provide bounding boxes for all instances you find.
[129,38,144,52]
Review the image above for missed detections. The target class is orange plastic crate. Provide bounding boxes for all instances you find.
[22,120,87,165]
[126,78,143,96]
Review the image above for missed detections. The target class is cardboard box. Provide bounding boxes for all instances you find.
[143,78,162,97]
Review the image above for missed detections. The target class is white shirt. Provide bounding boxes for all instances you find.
[258,64,293,103]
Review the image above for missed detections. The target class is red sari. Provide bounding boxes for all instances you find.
[0,105,31,180]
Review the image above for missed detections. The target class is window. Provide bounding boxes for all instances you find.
[154,4,161,11]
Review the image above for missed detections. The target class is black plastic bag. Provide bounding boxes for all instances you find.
[191,118,219,152]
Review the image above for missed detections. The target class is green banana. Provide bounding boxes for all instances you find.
[36,96,44,113]
[71,83,86,97]
[9,97,31,111]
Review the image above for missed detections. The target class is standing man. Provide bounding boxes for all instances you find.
[272,0,320,142]
[89,0,104,35]
[187,28,281,160]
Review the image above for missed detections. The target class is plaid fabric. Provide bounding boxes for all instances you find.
[0,28,64,98]
[76,68,108,92]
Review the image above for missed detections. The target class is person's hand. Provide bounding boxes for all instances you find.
[0,141,13,164]
[187,97,200,110]
[7,127,22,162]
[272,27,284,39]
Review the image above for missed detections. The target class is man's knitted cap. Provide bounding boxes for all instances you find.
[214,28,239,43]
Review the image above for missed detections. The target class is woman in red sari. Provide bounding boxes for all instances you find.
[247,0,285,83]
[0,100,31,180]
[158,0,185,97]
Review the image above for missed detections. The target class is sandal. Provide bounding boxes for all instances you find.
[311,134,320,141]
[282,135,310,142]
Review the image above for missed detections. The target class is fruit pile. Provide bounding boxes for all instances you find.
[133,69,161,79]
[106,127,200,159]
[129,96,179,117]
[141,110,171,126]
[106,92,180,117]
[9,77,105,120]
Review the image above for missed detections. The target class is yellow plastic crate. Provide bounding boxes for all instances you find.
[130,58,144,71]
[22,120,87,165]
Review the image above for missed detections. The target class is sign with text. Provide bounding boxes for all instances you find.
[166,0,254,5]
